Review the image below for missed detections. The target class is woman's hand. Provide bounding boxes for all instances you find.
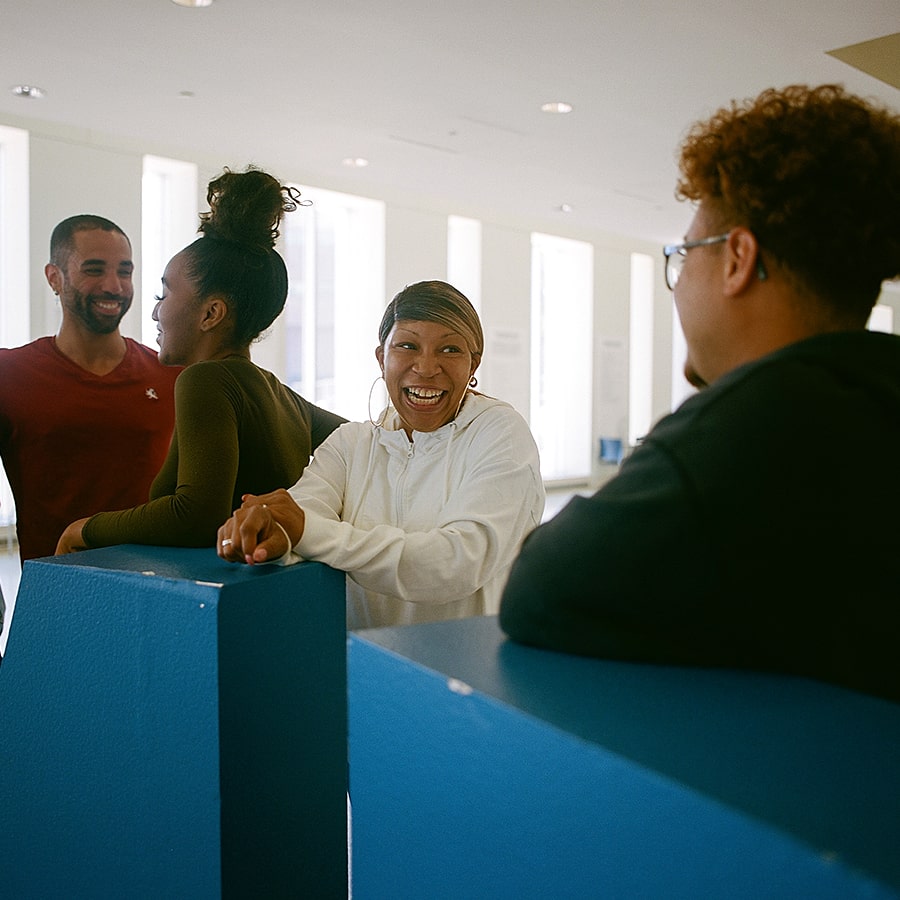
[55,518,91,555]
[217,489,305,564]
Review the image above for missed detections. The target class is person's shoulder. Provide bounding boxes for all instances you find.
[462,393,531,431]
[123,338,179,377]
[327,418,370,441]
[712,330,900,403]
[650,330,898,451]
[274,380,339,422]
[175,358,291,409]
[0,336,52,361]
[783,329,900,369]
[313,418,371,452]
[174,358,235,389]
[457,394,540,461]
[0,338,55,380]
[192,355,271,386]
[123,337,160,359]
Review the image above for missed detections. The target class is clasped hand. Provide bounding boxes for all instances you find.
[55,517,91,555]
[217,488,305,565]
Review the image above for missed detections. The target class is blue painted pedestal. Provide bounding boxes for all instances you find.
[0,546,348,899]
[349,616,900,899]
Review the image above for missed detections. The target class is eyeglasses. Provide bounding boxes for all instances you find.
[663,232,768,291]
[662,233,729,291]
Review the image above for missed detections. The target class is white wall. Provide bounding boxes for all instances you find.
[480,224,532,417]
[6,110,678,479]
[385,206,448,296]
[29,132,144,340]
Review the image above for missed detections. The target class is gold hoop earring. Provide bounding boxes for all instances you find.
[368,375,390,427]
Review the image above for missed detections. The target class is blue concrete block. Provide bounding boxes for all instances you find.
[0,546,348,899]
[349,616,900,899]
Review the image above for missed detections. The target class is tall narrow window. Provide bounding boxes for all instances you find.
[141,156,198,347]
[0,126,29,350]
[868,303,894,333]
[671,314,694,409]
[281,186,385,421]
[447,215,482,313]
[628,253,654,446]
[530,233,593,482]
[0,125,29,531]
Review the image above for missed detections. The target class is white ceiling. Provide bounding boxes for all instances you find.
[2,0,898,246]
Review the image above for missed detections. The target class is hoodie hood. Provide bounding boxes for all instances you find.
[752,330,900,410]
[649,328,900,496]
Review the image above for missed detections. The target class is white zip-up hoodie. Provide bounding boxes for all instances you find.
[279,392,544,629]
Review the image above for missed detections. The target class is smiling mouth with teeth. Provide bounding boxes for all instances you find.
[93,299,123,312]
[405,387,445,405]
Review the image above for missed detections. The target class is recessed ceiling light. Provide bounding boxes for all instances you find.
[342,157,369,168]
[170,0,213,7]
[558,204,573,213]
[11,84,45,99]
[541,101,573,114]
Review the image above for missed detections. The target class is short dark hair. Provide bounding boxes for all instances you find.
[379,281,483,360]
[49,215,130,268]
[676,84,900,323]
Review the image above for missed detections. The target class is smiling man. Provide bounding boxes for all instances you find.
[499,84,900,703]
[0,215,179,562]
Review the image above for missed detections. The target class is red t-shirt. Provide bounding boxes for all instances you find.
[0,337,179,561]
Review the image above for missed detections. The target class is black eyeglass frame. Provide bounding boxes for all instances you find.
[662,231,767,291]
[662,233,729,291]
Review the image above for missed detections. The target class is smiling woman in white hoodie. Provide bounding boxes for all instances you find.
[217,280,545,629]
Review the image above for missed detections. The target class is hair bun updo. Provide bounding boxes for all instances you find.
[184,165,308,346]
[198,166,304,253]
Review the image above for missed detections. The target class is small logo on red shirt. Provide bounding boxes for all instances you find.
[145,388,159,400]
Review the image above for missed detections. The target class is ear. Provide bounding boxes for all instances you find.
[723,228,762,296]
[45,263,62,295]
[470,352,482,377]
[374,344,385,374]
[199,296,229,332]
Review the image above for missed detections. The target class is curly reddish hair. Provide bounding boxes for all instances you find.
[676,84,900,322]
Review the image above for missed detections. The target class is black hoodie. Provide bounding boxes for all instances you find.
[500,330,900,703]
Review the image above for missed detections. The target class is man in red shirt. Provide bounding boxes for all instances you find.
[0,215,179,564]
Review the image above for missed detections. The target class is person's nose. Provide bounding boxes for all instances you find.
[151,299,161,322]
[412,349,441,377]
[100,270,125,296]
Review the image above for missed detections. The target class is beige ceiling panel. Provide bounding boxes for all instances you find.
[827,32,900,90]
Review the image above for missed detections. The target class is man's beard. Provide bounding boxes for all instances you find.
[64,287,132,335]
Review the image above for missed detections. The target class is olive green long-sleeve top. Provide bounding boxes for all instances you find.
[82,356,346,549]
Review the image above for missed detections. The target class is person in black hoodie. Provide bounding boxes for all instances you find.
[500,84,900,704]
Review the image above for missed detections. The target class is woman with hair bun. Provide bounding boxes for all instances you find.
[55,166,346,553]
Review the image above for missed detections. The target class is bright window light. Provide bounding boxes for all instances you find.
[282,186,385,421]
[868,303,893,333]
[628,252,653,446]
[0,126,30,350]
[447,215,482,314]
[531,232,593,482]
[0,124,29,529]
[141,155,199,347]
